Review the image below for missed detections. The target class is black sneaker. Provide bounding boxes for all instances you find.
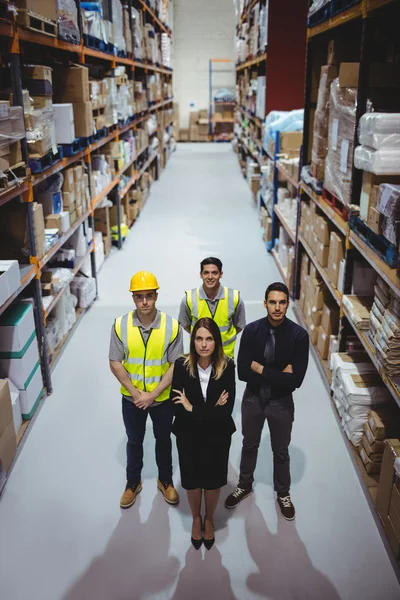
[225,485,253,509]
[277,493,295,521]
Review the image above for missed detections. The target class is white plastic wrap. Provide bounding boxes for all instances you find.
[324,79,357,204]
[57,0,80,44]
[358,113,400,149]
[308,0,330,17]
[354,145,400,175]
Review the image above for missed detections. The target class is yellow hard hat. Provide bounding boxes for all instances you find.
[129,271,159,292]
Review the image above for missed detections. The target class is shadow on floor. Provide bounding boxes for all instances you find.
[62,495,179,600]
[171,546,239,600]
[245,502,340,599]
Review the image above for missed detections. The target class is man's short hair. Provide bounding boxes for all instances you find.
[200,257,223,273]
[265,282,289,302]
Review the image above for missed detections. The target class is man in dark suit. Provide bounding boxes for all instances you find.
[225,282,309,520]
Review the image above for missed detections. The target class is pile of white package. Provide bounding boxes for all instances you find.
[331,352,392,445]
[70,276,96,309]
[354,113,400,175]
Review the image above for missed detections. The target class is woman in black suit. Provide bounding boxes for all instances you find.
[171,317,236,550]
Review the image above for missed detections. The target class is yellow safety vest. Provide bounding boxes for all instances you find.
[114,311,179,402]
[185,287,240,359]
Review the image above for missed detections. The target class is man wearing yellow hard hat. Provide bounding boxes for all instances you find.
[109,271,183,509]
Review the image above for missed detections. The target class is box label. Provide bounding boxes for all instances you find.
[340,140,349,173]
[332,119,339,151]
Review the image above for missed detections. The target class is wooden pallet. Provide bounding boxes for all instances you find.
[350,215,399,269]
[16,10,57,37]
[322,187,351,221]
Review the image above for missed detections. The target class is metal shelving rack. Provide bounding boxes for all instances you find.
[208,59,235,142]
[235,0,308,191]
[0,0,173,453]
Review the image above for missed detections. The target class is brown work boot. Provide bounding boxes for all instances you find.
[120,481,142,509]
[157,480,179,505]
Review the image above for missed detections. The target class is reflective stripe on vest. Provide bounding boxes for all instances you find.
[185,287,239,358]
[114,311,179,401]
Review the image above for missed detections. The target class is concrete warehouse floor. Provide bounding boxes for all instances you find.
[0,144,399,600]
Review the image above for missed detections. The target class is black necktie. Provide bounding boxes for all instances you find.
[259,327,275,407]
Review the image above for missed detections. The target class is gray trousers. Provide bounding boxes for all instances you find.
[239,389,294,494]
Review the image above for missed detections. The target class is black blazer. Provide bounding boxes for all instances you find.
[170,356,236,438]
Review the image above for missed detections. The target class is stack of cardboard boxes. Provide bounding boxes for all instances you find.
[369,277,400,381]
[189,111,199,142]
[300,201,345,291]
[23,65,55,159]
[0,303,44,425]
[0,101,25,175]
[311,64,338,181]
[324,64,358,204]
[331,352,393,446]
[376,438,400,558]
[359,409,400,477]
[0,380,17,485]
[53,64,93,139]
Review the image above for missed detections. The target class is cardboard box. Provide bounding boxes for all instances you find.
[0,380,12,438]
[392,484,400,518]
[317,218,331,246]
[62,192,75,212]
[59,211,70,233]
[315,241,329,267]
[23,65,52,85]
[363,422,385,454]
[368,206,382,235]
[358,444,382,474]
[339,63,360,88]
[73,102,94,137]
[317,325,329,359]
[0,302,35,354]
[321,303,339,336]
[179,129,189,142]
[362,434,383,462]
[94,207,110,235]
[0,419,17,473]
[385,513,400,558]
[45,214,62,232]
[63,169,75,193]
[73,165,83,183]
[376,440,400,521]
[58,65,90,103]
[8,379,22,436]
[19,361,43,420]
[368,410,400,440]
[327,231,345,288]
[15,0,57,20]
[31,96,53,110]
[0,335,40,389]
[109,204,124,227]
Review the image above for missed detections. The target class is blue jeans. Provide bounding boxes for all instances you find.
[122,397,173,484]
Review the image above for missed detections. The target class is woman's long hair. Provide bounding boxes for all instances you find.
[184,317,228,380]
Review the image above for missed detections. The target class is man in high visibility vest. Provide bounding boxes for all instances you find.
[109,271,183,509]
[178,257,246,358]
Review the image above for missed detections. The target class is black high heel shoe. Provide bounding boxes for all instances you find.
[203,518,215,550]
[191,517,203,550]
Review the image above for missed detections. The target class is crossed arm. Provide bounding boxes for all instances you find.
[109,361,174,409]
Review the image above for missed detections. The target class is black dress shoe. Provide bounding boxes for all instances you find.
[203,536,215,550]
[191,536,203,550]
[191,517,203,549]
[203,519,215,550]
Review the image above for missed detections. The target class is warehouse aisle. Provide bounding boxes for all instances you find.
[0,144,399,600]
